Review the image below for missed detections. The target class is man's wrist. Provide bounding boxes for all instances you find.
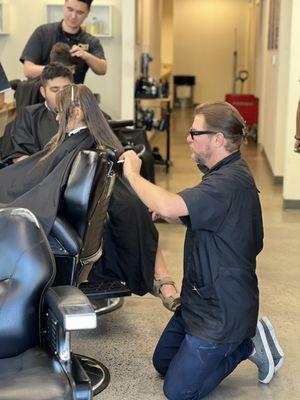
[125,171,140,184]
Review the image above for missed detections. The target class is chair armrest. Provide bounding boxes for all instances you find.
[45,286,97,331]
[108,119,134,130]
[50,215,83,255]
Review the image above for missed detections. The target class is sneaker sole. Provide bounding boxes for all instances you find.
[256,321,275,384]
[261,316,284,372]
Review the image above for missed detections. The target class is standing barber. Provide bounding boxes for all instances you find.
[20,0,106,83]
[121,101,283,399]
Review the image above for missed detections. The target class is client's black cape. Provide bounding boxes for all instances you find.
[0,128,156,295]
[1,103,58,163]
[0,129,94,235]
[90,177,157,295]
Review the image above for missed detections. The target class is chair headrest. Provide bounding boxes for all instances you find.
[0,208,56,358]
[0,208,42,279]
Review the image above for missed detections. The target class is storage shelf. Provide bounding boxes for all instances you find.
[46,3,113,37]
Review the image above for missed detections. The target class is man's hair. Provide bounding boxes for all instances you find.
[41,62,73,87]
[65,0,93,8]
[50,42,75,67]
[194,101,247,152]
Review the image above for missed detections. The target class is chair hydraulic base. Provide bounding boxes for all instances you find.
[75,354,110,396]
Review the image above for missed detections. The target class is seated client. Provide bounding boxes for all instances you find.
[0,83,179,310]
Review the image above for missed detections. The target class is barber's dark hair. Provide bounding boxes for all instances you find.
[194,101,247,152]
[45,84,123,157]
[41,62,73,87]
[65,0,93,8]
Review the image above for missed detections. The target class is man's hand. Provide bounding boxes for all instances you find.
[69,45,107,75]
[151,211,182,224]
[70,44,88,61]
[119,150,142,179]
[294,137,300,153]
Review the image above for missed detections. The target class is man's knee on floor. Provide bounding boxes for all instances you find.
[163,375,206,400]
[152,350,167,376]
[163,379,197,400]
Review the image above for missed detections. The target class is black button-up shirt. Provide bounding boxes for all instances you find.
[179,151,264,343]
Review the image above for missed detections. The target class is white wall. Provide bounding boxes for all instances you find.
[283,0,300,203]
[0,0,134,119]
[161,0,173,66]
[257,0,300,205]
[173,0,250,103]
[135,0,162,80]
[121,0,135,119]
[258,0,290,179]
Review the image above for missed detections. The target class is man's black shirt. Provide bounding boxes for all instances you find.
[179,151,264,343]
[20,22,106,83]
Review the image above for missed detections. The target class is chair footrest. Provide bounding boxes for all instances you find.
[79,280,132,299]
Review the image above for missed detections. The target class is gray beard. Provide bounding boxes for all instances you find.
[191,153,208,173]
[191,152,207,165]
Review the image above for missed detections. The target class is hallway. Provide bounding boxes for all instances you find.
[75,107,300,400]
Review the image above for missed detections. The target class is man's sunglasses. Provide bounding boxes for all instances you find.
[189,129,218,140]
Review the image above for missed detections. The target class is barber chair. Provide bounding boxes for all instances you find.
[48,148,132,314]
[0,207,105,400]
[10,78,44,111]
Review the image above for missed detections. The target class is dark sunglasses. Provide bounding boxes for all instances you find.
[189,129,218,140]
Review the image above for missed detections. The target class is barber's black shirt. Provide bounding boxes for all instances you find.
[179,151,264,343]
[20,21,106,83]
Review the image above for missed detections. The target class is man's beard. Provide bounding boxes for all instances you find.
[190,145,212,173]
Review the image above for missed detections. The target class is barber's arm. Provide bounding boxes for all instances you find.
[70,45,107,75]
[23,60,45,79]
[121,150,188,220]
[20,26,45,79]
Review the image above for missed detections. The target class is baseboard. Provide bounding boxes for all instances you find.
[283,199,300,209]
[261,148,283,185]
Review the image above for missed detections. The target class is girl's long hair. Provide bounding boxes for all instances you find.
[45,84,123,157]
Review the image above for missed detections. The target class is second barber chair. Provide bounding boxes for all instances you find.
[0,207,103,400]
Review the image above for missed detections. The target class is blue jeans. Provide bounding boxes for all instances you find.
[153,311,253,400]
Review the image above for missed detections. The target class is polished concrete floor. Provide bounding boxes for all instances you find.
[74,108,300,400]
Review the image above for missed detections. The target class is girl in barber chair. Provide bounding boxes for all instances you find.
[0,83,180,312]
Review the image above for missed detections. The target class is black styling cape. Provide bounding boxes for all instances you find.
[0,129,94,235]
[1,103,58,163]
[89,176,157,295]
[0,128,156,295]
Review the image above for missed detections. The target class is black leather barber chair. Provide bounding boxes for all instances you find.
[0,207,106,400]
[49,148,132,315]
[10,78,44,111]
